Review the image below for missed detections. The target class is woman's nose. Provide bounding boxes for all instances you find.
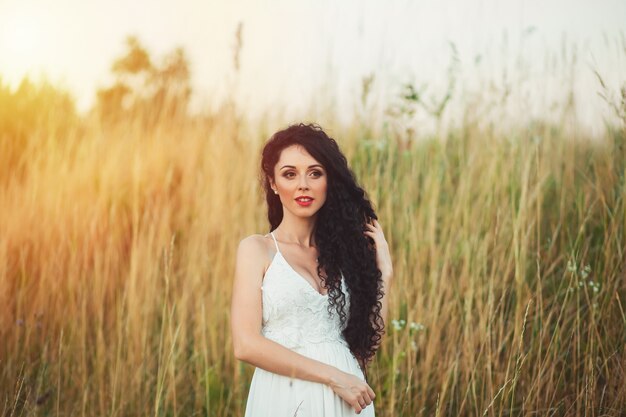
[298,175,309,190]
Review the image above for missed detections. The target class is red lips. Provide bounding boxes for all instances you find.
[295,196,314,206]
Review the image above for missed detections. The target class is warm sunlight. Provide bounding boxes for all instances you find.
[1,1,625,415]
[0,5,44,69]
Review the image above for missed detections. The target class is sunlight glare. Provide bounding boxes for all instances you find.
[0,5,45,72]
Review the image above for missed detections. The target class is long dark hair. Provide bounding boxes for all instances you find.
[260,122,384,378]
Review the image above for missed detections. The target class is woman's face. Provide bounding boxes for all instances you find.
[270,144,327,218]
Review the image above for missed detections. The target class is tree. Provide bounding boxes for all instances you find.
[96,36,192,126]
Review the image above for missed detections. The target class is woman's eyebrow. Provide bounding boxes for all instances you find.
[280,164,324,170]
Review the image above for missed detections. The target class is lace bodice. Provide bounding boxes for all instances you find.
[260,232,351,350]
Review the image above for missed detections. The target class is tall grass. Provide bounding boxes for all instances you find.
[1,63,625,416]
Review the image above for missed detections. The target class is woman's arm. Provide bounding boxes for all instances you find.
[231,236,333,382]
[230,235,376,412]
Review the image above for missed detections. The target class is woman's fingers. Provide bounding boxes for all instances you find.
[353,398,370,413]
[330,368,375,413]
[355,386,375,413]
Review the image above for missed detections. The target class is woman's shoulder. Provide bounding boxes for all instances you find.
[236,233,272,258]
[239,233,270,246]
[236,233,274,273]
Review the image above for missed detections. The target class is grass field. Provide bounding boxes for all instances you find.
[1,68,625,416]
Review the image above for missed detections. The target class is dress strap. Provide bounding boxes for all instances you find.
[269,231,281,254]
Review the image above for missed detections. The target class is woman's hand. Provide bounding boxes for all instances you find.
[363,219,393,281]
[327,369,376,414]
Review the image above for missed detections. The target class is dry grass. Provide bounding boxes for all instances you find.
[1,88,625,417]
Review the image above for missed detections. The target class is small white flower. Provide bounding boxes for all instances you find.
[391,319,404,331]
[581,265,591,279]
[409,322,425,332]
[567,260,577,273]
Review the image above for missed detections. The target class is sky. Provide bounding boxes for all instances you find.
[0,0,625,133]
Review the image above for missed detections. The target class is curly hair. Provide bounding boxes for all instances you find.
[260,122,385,378]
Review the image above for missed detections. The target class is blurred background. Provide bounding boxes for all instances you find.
[1,0,625,132]
[1,1,625,416]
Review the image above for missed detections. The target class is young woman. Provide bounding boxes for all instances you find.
[231,123,393,416]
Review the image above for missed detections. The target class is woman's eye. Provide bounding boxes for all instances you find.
[282,171,323,178]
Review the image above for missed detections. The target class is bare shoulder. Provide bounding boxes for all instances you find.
[236,234,271,271]
[237,233,269,254]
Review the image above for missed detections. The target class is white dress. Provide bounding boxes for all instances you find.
[243,232,376,417]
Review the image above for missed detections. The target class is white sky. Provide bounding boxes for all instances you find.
[0,0,624,133]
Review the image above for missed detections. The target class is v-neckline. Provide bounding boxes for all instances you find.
[275,252,329,297]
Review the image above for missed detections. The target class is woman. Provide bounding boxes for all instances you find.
[231,123,393,416]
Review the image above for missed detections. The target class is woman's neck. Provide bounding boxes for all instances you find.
[274,212,317,247]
